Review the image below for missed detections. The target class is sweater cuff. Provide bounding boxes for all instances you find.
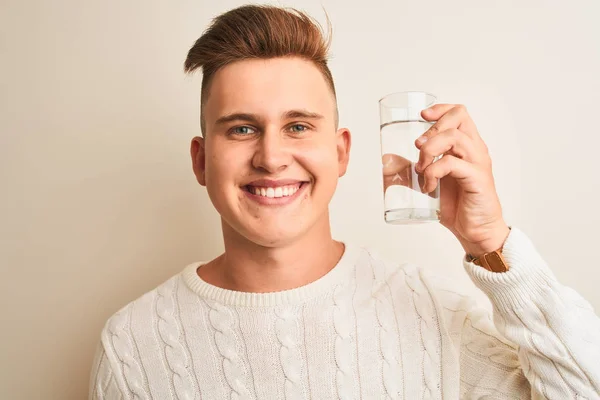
[463,227,558,311]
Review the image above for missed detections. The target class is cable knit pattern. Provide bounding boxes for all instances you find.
[498,304,580,397]
[465,227,600,399]
[462,319,520,368]
[108,306,150,399]
[206,299,252,400]
[333,271,356,400]
[89,345,126,400]
[156,278,198,400]
[403,265,441,400]
[369,253,403,399]
[90,231,600,399]
[91,351,111,400]
[98,367,115,400]
[275,307,305,400]
[459,380,514,398]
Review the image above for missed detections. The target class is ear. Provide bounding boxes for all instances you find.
[336,128,351,177]
[190,136,206,186]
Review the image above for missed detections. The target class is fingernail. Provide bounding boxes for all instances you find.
[416,135,428,145]
[414,162,420,172]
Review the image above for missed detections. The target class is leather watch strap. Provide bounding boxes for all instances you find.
[468,248,509,273]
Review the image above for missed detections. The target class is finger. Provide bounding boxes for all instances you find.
[420,103,455,120]
[382,153,412,176]
[421,154,483,194]
[382,164,433,198]
[382,153,435,198]
[382,153,413,192]
[415,128,479,173]
[383,170,424,193]
[417,104,478,143]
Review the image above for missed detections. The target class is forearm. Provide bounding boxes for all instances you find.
[464,227,600,399]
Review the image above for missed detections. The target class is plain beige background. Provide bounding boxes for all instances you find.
[1,0,599,398]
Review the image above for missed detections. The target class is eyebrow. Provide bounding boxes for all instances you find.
[214,109,324,126]
[283,109,324,120]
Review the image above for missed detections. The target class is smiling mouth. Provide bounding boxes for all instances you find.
[243,182,307,199]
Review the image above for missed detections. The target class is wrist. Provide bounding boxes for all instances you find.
[463,223,511,258]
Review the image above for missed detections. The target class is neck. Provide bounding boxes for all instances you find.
[200,214,344,293]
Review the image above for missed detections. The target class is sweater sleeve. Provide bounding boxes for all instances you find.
[89,341,125,400]
[462,227,600,399]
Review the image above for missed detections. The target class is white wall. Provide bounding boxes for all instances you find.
[1,0,598,398]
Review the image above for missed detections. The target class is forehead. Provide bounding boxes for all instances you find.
[204,57,335,121]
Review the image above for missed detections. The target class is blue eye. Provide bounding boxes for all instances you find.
[232,126,255,135]
[289,124,308,133]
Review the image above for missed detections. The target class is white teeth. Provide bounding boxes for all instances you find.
[249,184,302,198]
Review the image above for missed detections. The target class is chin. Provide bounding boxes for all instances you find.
[241,226,303,248]
[224,214,311,248]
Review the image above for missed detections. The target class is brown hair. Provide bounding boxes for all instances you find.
[184,5,336,135]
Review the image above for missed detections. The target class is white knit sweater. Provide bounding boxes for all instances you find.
[89,227,600,399]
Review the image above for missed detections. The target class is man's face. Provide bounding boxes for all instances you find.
[191,57,351,247]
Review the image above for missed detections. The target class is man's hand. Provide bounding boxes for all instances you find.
[414,104,509,258]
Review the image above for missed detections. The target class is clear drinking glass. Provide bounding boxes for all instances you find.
[379,91,440,224]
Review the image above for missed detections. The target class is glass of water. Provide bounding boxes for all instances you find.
[379,91,440,224]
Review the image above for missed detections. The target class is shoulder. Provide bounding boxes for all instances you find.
[355,246,446,310]
[98,263,200,352]
[357,245,441,295]
[358,246,486,321]
[93,264,202,388]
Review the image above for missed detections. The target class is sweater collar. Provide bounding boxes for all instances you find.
[181,243,361,307]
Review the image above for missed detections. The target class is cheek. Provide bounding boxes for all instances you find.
[295,140,339,179]
[205,145,243,188]
[207,140,245,172]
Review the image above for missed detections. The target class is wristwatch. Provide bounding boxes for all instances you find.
[467,247,509,273]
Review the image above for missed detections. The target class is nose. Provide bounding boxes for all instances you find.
[251,128,292,173]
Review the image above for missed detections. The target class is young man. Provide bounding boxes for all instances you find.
[90,5,600,399]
